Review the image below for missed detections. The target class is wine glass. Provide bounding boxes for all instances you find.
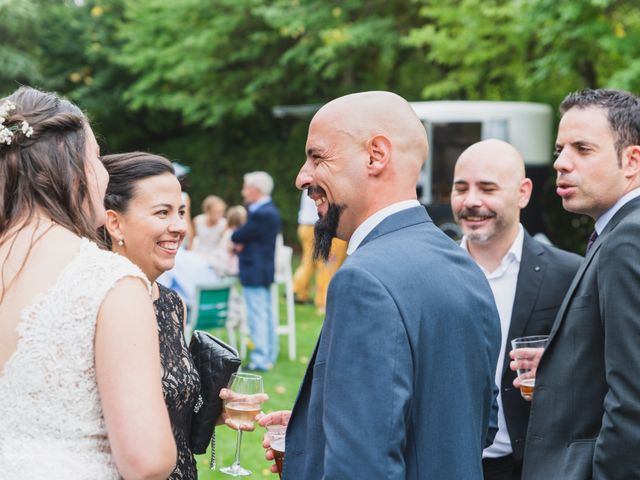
[220,372,265,476]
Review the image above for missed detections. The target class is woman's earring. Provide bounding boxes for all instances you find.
[118,237,124,247]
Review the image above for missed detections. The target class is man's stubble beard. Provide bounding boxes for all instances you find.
[313,203,346,262]
[454,207,501,245]
[462,214,512,245]
[465,231,493,243]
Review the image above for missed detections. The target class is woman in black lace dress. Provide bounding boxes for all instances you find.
[101,151,200,479]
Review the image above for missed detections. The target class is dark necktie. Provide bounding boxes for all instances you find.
[586,230,598,252]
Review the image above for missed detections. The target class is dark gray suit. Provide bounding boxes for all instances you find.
[284,207,501,479]
[498,232,581,469]
[523,196,640,479]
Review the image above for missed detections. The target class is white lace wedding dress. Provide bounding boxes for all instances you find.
[0,239,149,479]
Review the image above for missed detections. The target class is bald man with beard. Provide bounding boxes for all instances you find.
[259,92,501,479]
[451,140,581,480]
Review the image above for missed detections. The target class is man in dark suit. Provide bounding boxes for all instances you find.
[259,91,501,479]
[451,139,581,480]
[511,89,640,479]
[231,171,281,371]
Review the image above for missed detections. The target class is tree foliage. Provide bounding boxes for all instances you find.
[0,0,44,88]
[114,0,429,126]
[407,0,640,107]
[2,0,640,249]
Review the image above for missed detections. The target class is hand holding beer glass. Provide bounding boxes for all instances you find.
[510,335,549,401]
[258,410,291,478]
[220,372,266,477]
[265,425,286,478]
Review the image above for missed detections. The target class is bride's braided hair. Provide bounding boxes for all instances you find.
[0,87,100,243]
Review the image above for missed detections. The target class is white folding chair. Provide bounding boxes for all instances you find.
[271,234,296,360]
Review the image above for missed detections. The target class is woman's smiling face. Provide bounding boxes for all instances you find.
[115,172,187,282]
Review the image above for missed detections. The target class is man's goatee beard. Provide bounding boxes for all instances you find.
[313,203,346,262]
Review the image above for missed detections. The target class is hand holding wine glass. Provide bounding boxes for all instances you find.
[220,387,269,431]
[219,372,266,476]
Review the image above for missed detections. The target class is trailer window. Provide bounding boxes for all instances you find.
[427,122,482,205]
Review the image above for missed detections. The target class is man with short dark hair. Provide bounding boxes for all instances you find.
[451,139,581,480]
[512,89,640,479]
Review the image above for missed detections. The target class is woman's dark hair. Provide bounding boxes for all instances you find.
[0,86,100,242]
[101,151,175,248]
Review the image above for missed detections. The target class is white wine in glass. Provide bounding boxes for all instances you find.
[219,372,265,477]
[224,403,263,429]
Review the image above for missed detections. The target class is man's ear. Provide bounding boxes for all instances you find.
[518,178,533,209]
[104,209,123,244]
[622,144,640,179]
[366,134,392,176]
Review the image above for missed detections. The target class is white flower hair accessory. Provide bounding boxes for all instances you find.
[0,100,33,146]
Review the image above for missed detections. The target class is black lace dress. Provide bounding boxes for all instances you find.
[154,283,201,479]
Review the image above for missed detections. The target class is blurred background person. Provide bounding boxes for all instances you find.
[156,246,221,309]
[212,204,247,278]
[292,189,317,305]
[102,151,200,480]
[232,171,281,371]
[211,204,249,348]
[292,189,347,314]
[173,162,196,250]
[314,237,347,314]
[451,139,581,480]
[0,87,175,478]
[193,195,227,261]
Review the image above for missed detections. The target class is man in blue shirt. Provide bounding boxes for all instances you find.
[231,171,281,371]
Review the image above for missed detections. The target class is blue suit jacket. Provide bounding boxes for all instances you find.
[231,200,281,287]
[284,207,501,479]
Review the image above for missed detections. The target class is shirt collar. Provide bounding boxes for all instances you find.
[594,187,640,234]
[248,195,271,213]
[347,200,420,255]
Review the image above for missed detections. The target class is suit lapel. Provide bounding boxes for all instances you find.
[503,233,545,377]
[546,239,599,343]
[547,196,640,343]
[288,330,321,426]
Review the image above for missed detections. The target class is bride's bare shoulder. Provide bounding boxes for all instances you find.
[3,224,91,272]
[33,225,87,257]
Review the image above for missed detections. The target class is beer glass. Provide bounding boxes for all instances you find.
[220,373,265,477]
[511,335,549,400]
[265,424,287,479]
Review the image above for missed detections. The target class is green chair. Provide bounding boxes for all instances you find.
[188,280,244,357]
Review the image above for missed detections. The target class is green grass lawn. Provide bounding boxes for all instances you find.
[196,289,323,479]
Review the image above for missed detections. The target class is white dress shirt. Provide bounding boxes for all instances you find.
[347,200,420,255]
[462,225,524,459]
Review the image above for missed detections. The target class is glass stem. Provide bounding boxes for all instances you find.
[233,428,243,466]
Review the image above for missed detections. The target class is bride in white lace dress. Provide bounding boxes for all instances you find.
[0,87,176,479]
